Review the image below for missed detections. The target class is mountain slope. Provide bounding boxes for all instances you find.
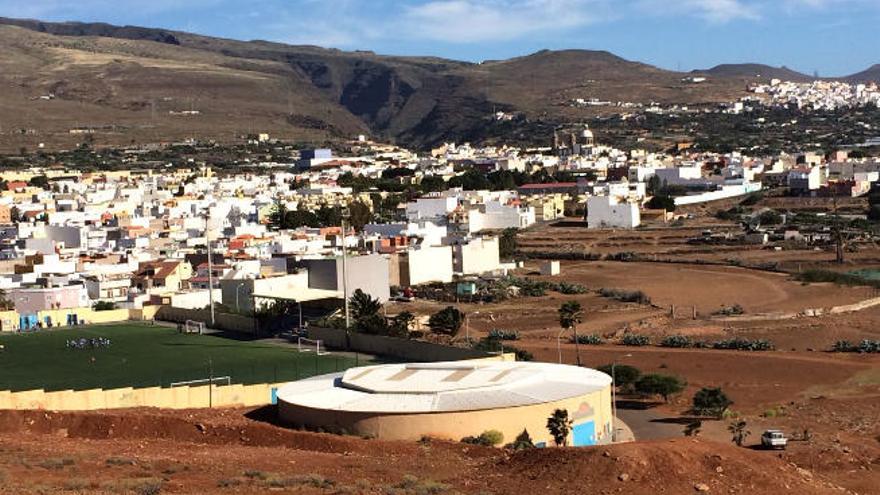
[0,17,823,152]
[844,64,880,83]
[694,64,813,82]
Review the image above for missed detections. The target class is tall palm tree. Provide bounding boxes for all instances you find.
[558,301,584,366]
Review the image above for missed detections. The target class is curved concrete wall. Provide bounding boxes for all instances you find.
[278,386,612,447]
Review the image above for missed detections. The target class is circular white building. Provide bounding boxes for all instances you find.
[277,360,613,446]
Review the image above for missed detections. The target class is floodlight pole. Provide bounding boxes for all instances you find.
[206,208,215,327]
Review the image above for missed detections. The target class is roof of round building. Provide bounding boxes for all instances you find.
[276,361,611,414]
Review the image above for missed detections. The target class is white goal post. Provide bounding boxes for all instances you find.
[170,376,231,387]
[297,337,330,355]
[184,320,205,334]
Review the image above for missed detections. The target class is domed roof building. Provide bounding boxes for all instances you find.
[277,360,613,446]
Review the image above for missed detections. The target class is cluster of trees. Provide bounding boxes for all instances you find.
[348,290,415,337]
[595,363,686,402]
[268,200,372,232]
[335,167,582,197]
[499,228,518,260]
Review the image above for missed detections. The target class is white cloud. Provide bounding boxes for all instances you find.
[637,0,759,23]
[399,0,608,43]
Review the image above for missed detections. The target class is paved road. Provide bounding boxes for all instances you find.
[616,402,686,441]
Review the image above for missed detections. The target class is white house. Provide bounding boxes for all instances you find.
[398,245,454,286]
[453,237,501,275]
[586,196,640,229]
[405,196,459,221]
[467,201,535,233]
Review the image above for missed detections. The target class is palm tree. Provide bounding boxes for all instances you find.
[349,289,382,320]
[728,420,750,447]
[558,301,584,366]
[546,408,573,447]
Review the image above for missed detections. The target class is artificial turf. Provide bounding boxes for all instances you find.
[0,323,357,391]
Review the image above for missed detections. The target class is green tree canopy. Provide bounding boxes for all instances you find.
[635,374,686,402]
[692,387,733,418]
[428,306,464,336]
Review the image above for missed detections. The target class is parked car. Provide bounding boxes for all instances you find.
[761,429,788,450]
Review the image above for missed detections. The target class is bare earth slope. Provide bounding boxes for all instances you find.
[0,408,849,494]
[0,18,757,151]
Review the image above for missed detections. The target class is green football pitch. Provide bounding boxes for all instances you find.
[0,324,358,391]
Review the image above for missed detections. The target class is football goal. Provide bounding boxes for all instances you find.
[169,376,231,388]
[297,337,330,355]
[184,320,206,334]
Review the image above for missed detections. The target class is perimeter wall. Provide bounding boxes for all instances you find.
[0,382,284,411]
[278,386,613,447]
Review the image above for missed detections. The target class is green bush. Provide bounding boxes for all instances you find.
[692,387,733,417]
[598,288,651,304]
[832,340,880,353]
[461,429,504,446]
[505,429,535,450]
[795,269,880,288]
[713,304,745,316]
[712,337,773,351]
[660,335,693,348]
[487,329,520,341]
[622,334,651,346]
[554,282,588,294]
[572,334,603,345]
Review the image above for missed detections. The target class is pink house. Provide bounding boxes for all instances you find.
[10,285,90,315]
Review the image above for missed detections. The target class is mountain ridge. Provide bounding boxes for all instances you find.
[0,17,876,152]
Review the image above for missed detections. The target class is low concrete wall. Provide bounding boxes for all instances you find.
[1,306,164,331]
[155,306,254,333]
[308,326,491,362]
[0,382,284,411]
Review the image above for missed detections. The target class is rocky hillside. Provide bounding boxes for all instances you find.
[0,17,875,152]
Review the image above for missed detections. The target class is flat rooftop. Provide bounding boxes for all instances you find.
[277,361,611,414]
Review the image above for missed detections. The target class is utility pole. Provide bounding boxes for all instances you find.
[833,195,845,264]
[341,207,351,332]
[206,209,215,327]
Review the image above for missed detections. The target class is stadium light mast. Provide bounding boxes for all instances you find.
[205,208,215,328]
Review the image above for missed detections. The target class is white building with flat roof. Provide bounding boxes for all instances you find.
[587,196,640,229]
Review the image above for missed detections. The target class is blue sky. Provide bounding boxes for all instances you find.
[0,0,877,76]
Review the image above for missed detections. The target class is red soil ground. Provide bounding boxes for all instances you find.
[0,407,861,494]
